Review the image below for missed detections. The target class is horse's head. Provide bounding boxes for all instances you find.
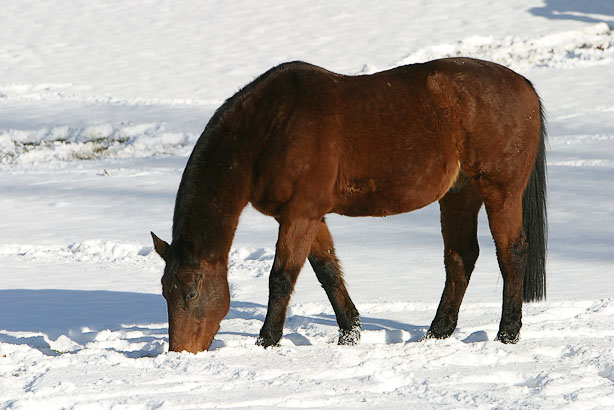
[151,232,230,353]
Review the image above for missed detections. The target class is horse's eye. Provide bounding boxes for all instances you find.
[187,289,198,300]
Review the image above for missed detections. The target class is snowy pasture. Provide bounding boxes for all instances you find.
[1,1,614,408]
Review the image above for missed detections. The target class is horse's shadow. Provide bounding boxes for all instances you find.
[0,289,440,356]
[0,289,167,356]
[223,301,429,346]
[283,312,429,345]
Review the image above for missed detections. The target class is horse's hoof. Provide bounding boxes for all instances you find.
[255,334,281,348]
[255,336,280,348]
[424,317,457,341]
[422,326,454,341]
[420,330,440,341]
[495,330,519,344]
[338,326,361,345]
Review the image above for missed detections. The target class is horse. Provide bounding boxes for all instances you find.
[151,57,547,353]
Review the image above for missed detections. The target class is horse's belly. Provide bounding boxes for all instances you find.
[333,173,455,217]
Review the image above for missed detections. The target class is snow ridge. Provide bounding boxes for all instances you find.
[0,123,197,164]
[0,83,221,106]
[0,241,276,276]
[370,23,614,73]
[0,241,154,264]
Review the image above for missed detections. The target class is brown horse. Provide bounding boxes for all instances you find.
[151,57,547,353]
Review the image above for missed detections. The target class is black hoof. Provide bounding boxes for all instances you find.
[423,319,456,341]
[338,325,361,345]
[495,330,519,344]
[255,336,280,348]
[421,329,450,341]
[256,328,282,348]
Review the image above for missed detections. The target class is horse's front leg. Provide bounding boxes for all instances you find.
[256,217,320,348]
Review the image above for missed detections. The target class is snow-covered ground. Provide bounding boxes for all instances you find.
[1,1,614,408]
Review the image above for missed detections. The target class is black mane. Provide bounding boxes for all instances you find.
[167,61,313,271]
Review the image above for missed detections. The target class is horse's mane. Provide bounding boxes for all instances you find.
[167,61,313,271]
[189,60,314,163]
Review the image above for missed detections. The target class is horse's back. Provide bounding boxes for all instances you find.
[249,58,541,218]
[330,59,539,215]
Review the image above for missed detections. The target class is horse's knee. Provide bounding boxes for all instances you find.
[268,268,297,301]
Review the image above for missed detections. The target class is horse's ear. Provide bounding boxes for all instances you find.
[151,232,169,260]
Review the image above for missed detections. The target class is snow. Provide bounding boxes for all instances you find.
[1,0,614,408]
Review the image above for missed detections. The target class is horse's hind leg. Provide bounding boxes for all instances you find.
[257,216,320,348]
[308,218,361,345]
[481,189,528,344]
[426,182,482,339]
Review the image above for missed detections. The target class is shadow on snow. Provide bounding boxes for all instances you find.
[0,289,464,355]
[529,0,614,27]
[0,289,167,356]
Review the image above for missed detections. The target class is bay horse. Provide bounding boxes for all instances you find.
[151,57,547,353]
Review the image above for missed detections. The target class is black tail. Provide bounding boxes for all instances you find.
[522,94,548,302]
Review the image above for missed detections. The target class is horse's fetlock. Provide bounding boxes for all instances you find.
[338,325,361,346]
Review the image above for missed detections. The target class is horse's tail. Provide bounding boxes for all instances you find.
[522,89,548,302]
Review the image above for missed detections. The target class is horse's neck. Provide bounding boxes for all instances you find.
[172,129,251,265]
